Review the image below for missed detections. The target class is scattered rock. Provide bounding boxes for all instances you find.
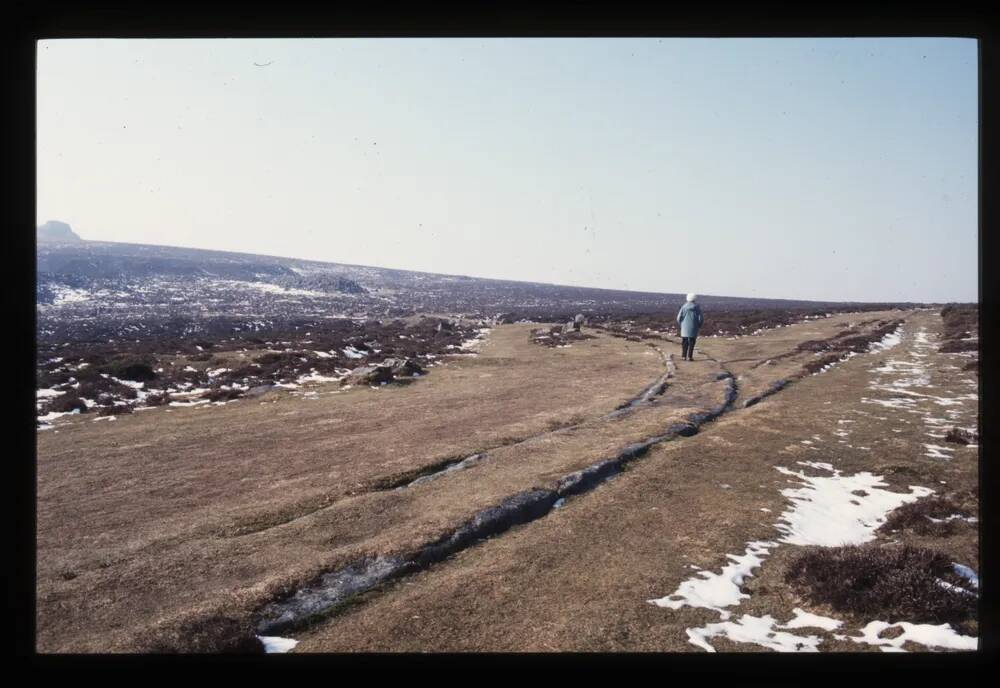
[341,365,394,387]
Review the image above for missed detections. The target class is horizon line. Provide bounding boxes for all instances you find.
[37,235,952,306]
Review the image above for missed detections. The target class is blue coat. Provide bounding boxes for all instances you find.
[677,302,704,337]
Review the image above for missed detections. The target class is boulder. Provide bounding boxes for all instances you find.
[341,365,394,387]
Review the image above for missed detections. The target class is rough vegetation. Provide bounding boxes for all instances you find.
[877,497,975,537]
[36,316,483,422]
[785,544,977,631]
[938,304,978,353]
[945,427,979,445]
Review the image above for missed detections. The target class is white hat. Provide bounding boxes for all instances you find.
[686,293,697,302]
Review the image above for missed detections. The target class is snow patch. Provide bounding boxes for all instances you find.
[686,614,823,653]
[781,608,843,632]
[774,464,933,547]
[258,635,299,653]
[849,621,977,652]
[649,542,772,619]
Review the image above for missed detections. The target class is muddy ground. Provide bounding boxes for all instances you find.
[35,308,979,653]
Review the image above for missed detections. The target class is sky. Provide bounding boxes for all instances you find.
[36,38,978,302]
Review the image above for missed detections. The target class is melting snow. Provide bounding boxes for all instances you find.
[686,614,824,653]
[297,372,344,384]
[37,409,81,422]
[459,327,492,351]
[650,461,934,647]
[781,608,843,631]
[869,326,904,353]
[774,464,933,547]
[258,635,299,653]
[849,621,977,652]
[923,444,953,460]
[649,542,773,619]
[49,285,92,305]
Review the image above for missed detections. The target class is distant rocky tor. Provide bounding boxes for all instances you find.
[38,221,83,243]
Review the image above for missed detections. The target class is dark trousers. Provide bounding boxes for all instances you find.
[681,336,697,359]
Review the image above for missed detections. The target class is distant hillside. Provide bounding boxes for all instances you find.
[36,239,921,340]
[37,221,82,244]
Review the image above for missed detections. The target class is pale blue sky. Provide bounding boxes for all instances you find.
[37,38,978,302]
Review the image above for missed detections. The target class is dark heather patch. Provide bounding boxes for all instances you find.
[36,316,484,411]
[945,427,978,445]
[939,339,978,353]
[206,387,244,402]
[138,614,264,654]
[46,394,88,414]
[877,498,973,537]
[938,304,978,353]
[785,544,977,627]
[98,355,158,381]
[97,404,133,416]
[145,392,171,406]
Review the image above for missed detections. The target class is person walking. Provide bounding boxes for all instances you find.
[676,293,704,361]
